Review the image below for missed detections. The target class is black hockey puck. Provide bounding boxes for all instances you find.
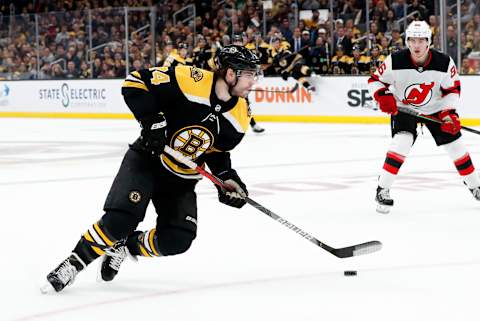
[344,270,357,276]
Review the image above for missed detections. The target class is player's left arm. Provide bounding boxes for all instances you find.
[438,58,462,134]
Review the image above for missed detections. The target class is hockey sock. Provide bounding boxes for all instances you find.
[443,139,480,188]
[126,229,162,257]
[378,132,414,189]
[74,220,117,264]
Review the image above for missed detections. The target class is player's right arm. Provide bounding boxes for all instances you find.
[122,67,172,156]
[367,55,397,114]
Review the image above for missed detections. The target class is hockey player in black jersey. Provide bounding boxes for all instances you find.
[369,21,480,214]
[272,44,315,92]
[162,42,193,67]
[42,45,261,293]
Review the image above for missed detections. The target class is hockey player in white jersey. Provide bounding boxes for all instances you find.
[368,20,480,214]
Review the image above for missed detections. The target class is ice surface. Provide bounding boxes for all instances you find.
[1,118,480,321]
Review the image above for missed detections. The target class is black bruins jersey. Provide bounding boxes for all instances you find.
[122,65,251,179]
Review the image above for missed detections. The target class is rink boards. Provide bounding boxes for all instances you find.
[0,76,479,125]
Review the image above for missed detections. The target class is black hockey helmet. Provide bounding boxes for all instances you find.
[215,44,260,72]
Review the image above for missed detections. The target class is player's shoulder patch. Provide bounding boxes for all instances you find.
[222,97,251,134]
[174,65,214,106]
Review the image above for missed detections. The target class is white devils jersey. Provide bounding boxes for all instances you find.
[368,49,460,115]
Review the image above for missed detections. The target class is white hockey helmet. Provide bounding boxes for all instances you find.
[405,20,432,48]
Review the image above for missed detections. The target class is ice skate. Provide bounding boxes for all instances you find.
[251,124,265,134]
[469,186,480,201]
[375,186,394,214]
[41,252,86,293]
[99,240,137,282]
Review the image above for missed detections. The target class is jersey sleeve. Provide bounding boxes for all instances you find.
[121,67,172,119]
[368,55,394,98]
[439,57,461,110]
[204,151,233,176]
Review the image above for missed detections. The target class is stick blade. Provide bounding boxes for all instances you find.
[331,240,382,258]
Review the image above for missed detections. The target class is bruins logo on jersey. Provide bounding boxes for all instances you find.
[190,67,204,82]
[161,125,214,179]
[128,191,142,204]
[171,125,214,160]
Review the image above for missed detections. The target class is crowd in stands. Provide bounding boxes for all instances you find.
[1,0,480,80]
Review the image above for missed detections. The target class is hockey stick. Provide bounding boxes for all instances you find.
[397,106,480,135]
[250,82,299,93]
[163,145,382,258]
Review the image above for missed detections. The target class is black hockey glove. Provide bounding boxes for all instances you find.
[281,70,289,81]
[215,170,248,209]
[138,112,167,157]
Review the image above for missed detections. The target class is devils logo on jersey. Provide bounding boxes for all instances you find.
[402,82,435,107]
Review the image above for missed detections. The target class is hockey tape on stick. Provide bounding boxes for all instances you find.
[163,145,382,258]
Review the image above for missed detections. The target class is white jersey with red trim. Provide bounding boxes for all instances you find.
[368,49,460,115]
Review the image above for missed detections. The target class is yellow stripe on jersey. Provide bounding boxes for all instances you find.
[148,228,160,256]
[93,223,114,247]
[160,154,199,175]
[83,231,105,255]
[175,65,213,106]
[131,71,141,79]
[139,244,152,257]
[222,98,251,133]
[122,80,149,92]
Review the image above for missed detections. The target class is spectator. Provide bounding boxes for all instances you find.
[391,0,406,19]
[301,0,322,10]
[408,0,429,21]
[290,27,303,52]
[279,17,293,43]
[79,61,91,79]
[65,60,78,78]
[335,26,353,56]
[447,25,458,63]
[51,63,65,79]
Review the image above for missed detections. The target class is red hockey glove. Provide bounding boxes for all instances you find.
[438,109,461,135]
[374,88,398,115]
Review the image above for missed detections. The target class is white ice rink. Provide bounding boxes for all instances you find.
[2,118,480,321]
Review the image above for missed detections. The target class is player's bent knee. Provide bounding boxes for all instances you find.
[391,131,414,155]
[156,228,194,256]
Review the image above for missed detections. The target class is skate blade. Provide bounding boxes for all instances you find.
[376,204,392,214]
[40,282,55,294]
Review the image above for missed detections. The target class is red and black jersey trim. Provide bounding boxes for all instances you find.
[454,153,475,176]
[441,80,461,97]
[383,151,405,174]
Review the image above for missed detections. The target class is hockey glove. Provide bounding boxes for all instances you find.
[280,71,289,81]
[438,109,461,135]
[138,112,167,157]
[374,88,398,115]
[215,170,248,209]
